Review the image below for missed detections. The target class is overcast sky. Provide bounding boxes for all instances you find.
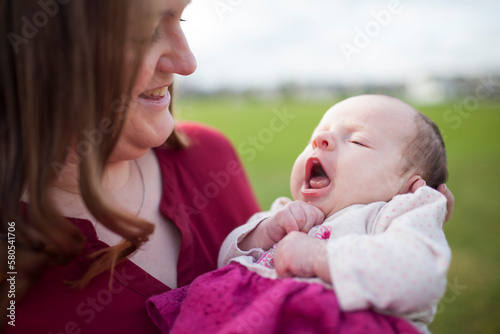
[177,0,500,91]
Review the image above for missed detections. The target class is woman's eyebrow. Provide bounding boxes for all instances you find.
[160,0,192,16]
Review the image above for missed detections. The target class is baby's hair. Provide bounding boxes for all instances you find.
[401,111,448,189]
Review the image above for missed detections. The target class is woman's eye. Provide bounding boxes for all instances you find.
[152,18,185,42]
[151,26,162,42]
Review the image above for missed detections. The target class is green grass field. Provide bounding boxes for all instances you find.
[176,95,500,333]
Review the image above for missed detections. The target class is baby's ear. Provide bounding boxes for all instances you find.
[401,175,426,194]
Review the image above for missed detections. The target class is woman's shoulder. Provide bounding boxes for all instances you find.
[163,121,234,151]
[177,121,232,145]
[151,122,259,285]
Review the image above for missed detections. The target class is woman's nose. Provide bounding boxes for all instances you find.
[312,132,334,151]
[157,30,197,76]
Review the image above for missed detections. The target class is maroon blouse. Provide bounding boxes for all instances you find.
[6,122,260,334]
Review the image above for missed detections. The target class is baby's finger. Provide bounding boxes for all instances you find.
[300,204,325,232]
[274,236,293,277]
[287,202,308,232]
[276,209,299,235]
[311,205,325,225]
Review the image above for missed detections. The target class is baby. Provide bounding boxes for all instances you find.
[218,95,451,333]
[147,95,451,334]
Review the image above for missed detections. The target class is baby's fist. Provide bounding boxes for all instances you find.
[274,231,329,281]
[264,201,324,243]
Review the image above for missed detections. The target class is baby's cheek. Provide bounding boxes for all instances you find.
[290,163,304,199]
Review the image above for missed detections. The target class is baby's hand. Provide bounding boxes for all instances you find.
[263,201,324,244]
[238,201,324,251]
[274,231,331,283]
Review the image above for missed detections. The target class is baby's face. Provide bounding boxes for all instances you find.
[290,95,417,217]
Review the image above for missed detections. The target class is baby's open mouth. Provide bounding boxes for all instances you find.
[306,158,331,189]
[139,86,168,101]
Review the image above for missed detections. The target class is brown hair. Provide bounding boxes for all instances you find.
[401,112,448,189]
[0,0,185,315]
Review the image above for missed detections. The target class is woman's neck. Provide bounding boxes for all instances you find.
[52,159,133,195]
[22,157,143,221]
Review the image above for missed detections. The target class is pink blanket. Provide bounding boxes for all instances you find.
[147,263,419,334]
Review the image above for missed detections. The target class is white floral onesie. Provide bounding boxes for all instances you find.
[218,186,451,333]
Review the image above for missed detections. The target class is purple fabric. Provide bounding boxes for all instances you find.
[147,263,420,334]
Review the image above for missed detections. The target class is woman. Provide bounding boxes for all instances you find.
[0,0,454,333]
[1,0,259,332]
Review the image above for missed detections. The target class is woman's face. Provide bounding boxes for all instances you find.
[112,0,196,161]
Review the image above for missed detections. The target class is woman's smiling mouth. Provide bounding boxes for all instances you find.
[136,85,171,109]
[139,86,169,100]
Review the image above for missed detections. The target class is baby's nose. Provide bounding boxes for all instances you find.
[312,132,334,151]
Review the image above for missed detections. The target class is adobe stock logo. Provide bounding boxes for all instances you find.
[7,0,71,54]
[212,0,245,22]
[442,74,499,130]
[339,0,403,64]
[237,106,296,162]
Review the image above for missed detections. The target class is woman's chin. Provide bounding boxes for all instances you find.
[145,126,175,148]
[111,128,174,161]
[154,111,176,143]
[137,113,175,147]
[110,109,175,160]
